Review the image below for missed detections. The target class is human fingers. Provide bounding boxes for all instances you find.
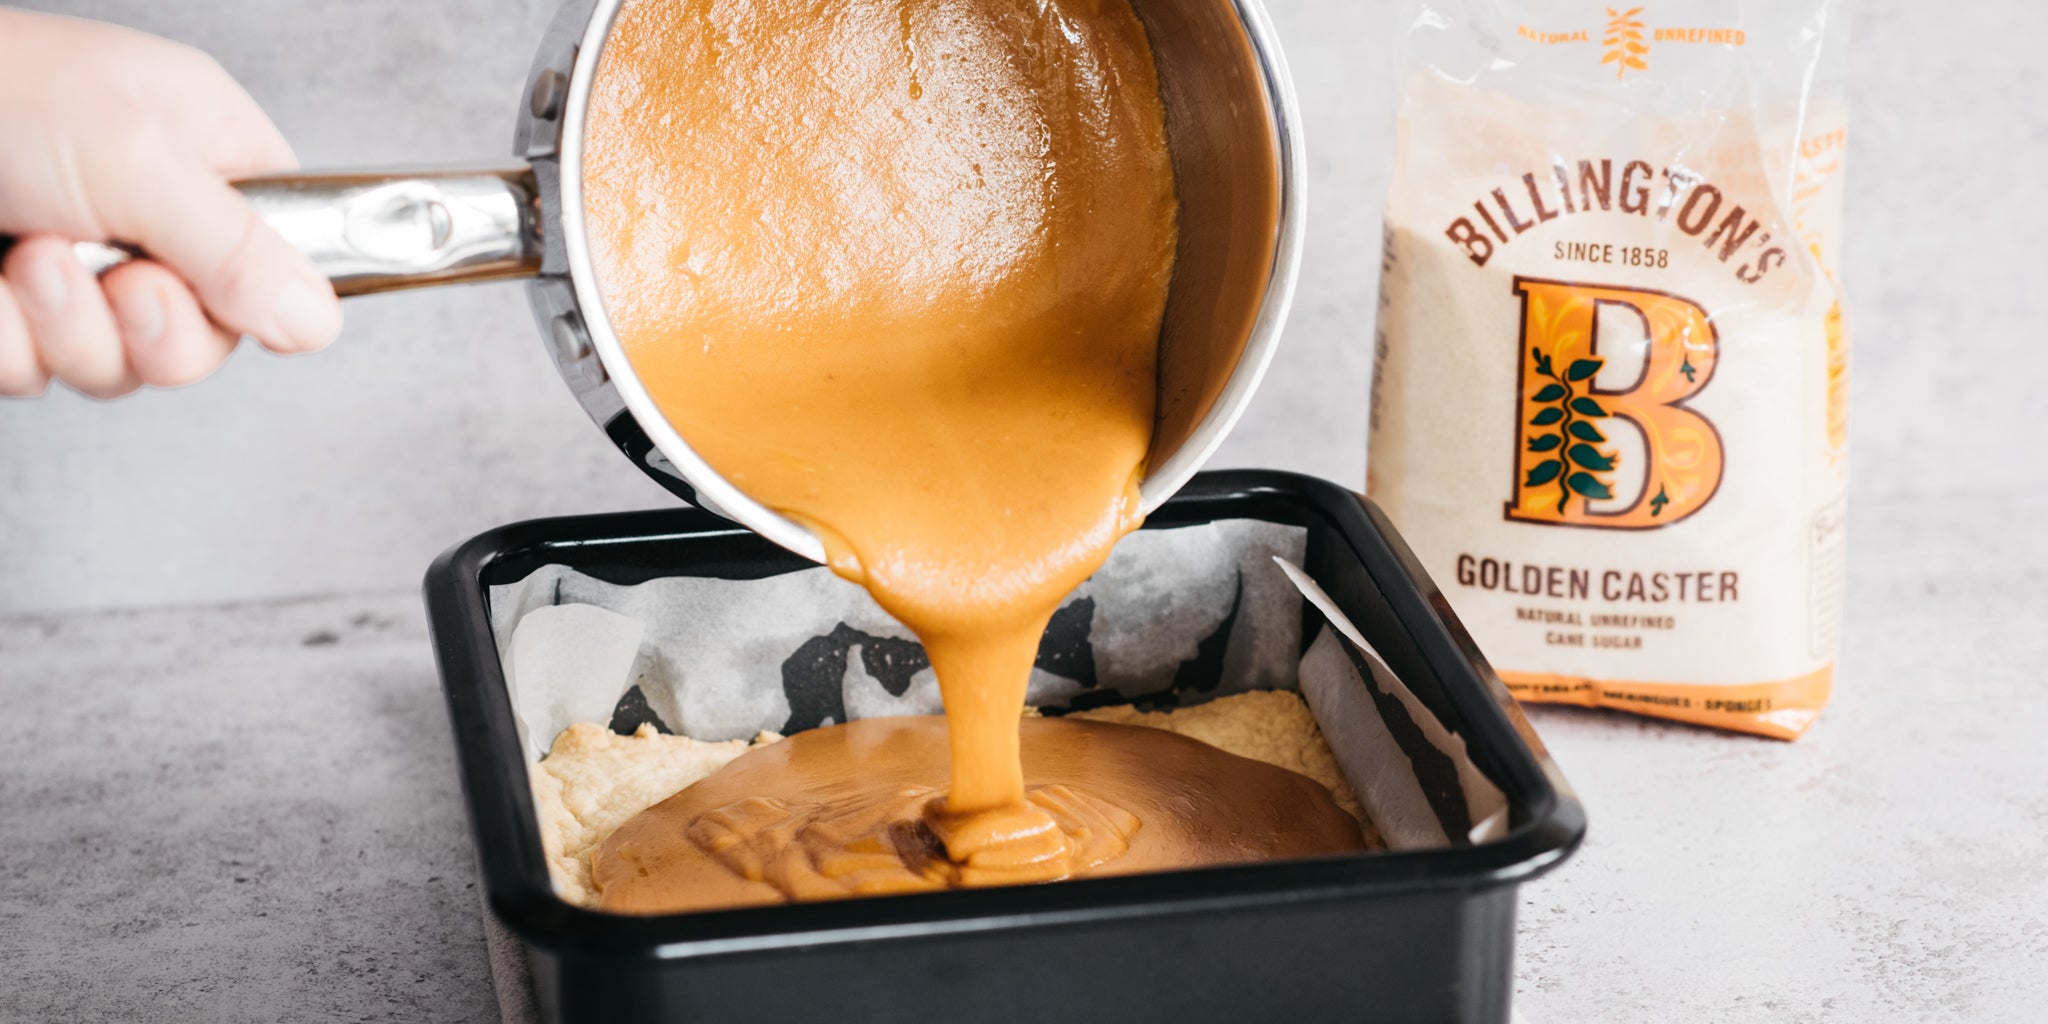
[92,154,340,355]
[0,277,50,397]
[179,52,300,178]
[2,235,138,398]
[0,14,338,363]
[100,27,300,177]
[101,259,238,389]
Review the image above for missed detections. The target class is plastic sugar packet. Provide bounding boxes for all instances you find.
[1368,1,1851,739]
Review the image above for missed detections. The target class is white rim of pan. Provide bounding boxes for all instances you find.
[1136,0,1305,514]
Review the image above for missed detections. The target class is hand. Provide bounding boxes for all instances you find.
[0,10,342,398]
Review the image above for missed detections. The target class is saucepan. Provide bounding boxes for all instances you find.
[44,0,1304,563]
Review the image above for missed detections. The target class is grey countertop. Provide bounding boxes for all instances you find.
[4,483,2045,1023]
[4,0,2046,1020]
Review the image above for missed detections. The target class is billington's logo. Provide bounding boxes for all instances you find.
[1506,277,1723,529]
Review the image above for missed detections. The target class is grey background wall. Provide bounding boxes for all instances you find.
[0,0,2037,615]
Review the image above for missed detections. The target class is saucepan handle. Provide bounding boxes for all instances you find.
[0,167,542,298]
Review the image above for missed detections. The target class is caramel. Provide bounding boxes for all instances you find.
[583,0,1353,911]
[594,716,1365,913]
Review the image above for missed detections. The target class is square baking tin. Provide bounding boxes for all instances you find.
[424,470,1584,1023]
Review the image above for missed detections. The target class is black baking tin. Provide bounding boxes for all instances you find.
[424,470,1584,1024]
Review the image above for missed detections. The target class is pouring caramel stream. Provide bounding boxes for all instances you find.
[584,0,1356,909]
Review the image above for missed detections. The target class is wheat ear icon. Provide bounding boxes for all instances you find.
[1602,7,1648,78]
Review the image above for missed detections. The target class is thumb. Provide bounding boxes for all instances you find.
[97,154,340,355]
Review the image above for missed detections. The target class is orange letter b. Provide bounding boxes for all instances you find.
[1505,277,1723,529]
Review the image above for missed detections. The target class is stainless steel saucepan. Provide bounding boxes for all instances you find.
[35,0,1305,563]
